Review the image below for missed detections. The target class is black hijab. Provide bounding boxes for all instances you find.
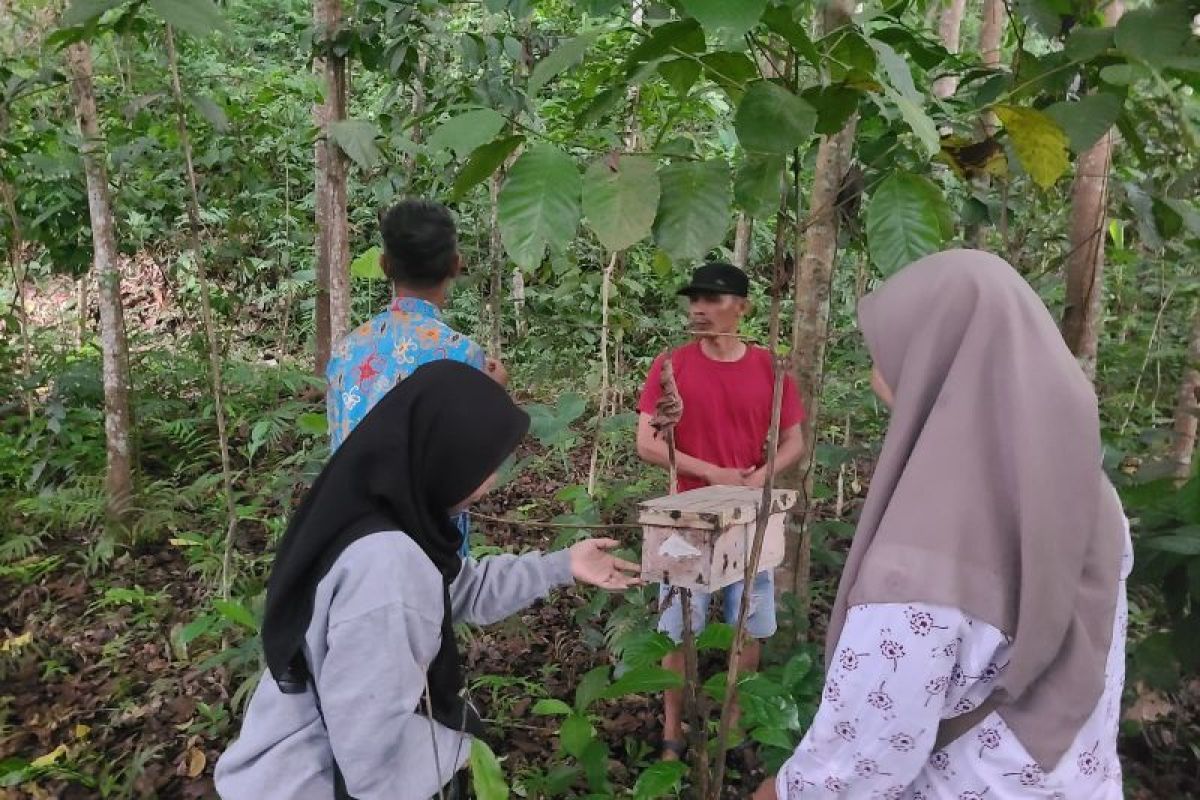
[262,360,529,737]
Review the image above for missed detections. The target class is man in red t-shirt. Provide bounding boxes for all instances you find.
[636,261,807,760]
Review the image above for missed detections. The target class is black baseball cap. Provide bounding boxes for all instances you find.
[677,261,750,298]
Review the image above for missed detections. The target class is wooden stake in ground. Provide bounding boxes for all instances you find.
[66,41,135,523]
[650,360,709,796]
[709,214,789,800]
[164,25,241,599]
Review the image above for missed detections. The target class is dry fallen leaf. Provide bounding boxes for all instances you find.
[185,747,206,779]
[0,631,32,653]
[73,724,91,740]
[30,743,68,769]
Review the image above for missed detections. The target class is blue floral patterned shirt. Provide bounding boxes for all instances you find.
[326,296,486,555]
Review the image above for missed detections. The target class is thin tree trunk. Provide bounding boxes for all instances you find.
[321,0,350,350]
[980,0,1005,82]
[77,275,89,347]
[488,171,504,358]
[1171,302,1200,482]
[933,0,968,98]
[164,25,241,599]
[66,41,134,522]
[403,51,427,175]
[1062,0,1124,381]
[0,179,33,420]
[780,0,859,608]
[312,3,332,375]
[733,213,752,268]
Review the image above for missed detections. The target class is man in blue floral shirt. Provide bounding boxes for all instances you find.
[326,199,507,553]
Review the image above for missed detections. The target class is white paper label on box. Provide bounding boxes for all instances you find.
[659,534,702,559]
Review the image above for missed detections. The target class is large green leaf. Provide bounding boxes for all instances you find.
[470,739,509,800]
[679,0,768,45]
[696,622,734,651]
[625,19,704,73]
[866,172,952,276]
[328,119,381,171]
[451,135,524,200]
[994,105,1069,189]
[884,87,940,158]
[1143,533,1200,556]
[529,30,603,95]
[871,39,920,104]
[498,144,582,269]
[148,0,228,37]
[734,153,785,218]
[652,160,731,262]
[1115,2,1193,68]
[349,246,383,280]
[700,52,758,100]
[762,6,820,66]
[803,85,861,136]
[1044,93,1122,154]
[735,80,817,155]
[659,58,702,95]
[426,109,507,158]
[583,155,660,252]
[574,665,611,712]
[1065,26,1114,63]
[62,0,126,28]
[633,761,687,800]
[559,714,594,759]
[603,665,685,698]
[617,630,677,670]
[531,698,574,716]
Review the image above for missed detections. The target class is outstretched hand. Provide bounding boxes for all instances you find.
[569,538,641,590]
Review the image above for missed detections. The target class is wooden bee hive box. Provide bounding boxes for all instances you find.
[638,485,798,592]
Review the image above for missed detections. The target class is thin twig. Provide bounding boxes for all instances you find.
[468,511,639,530]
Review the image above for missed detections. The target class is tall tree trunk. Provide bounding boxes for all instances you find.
[322,0,350,350]
[1062,0,1123,381]
[164,25,241,599]
[1171,302,1200,482]
[932,0,968,98]
[313,0,348,374]
[732,213,752,268]
[779,0,858,607]
[66,42,134,522]
[312,6,332,374]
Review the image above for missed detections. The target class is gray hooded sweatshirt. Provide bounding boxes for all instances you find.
[214,530,573,799]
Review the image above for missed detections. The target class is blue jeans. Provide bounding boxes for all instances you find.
[657,570,777,643]
[454,512,470,558]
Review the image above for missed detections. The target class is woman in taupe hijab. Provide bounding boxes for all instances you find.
[754,250,1130,799]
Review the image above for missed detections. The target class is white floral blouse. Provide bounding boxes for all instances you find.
[777,528,1132,800]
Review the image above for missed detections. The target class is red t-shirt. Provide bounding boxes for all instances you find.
[637,341,805,492]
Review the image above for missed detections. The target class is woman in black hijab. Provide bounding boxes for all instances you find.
[216,361,639,800]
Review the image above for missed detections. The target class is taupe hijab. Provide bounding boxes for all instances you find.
[828,249,1126,771]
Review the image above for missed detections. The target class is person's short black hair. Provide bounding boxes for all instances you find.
[378,199,459,288]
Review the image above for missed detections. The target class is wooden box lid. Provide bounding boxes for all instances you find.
[637,485,798,530]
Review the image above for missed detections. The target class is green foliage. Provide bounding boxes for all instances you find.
[498,145,582,270]
[652,160,731,262]
[734,81,817,156]
[582,155,661,252]
[470,739,510,800]
[866,172,952,276]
